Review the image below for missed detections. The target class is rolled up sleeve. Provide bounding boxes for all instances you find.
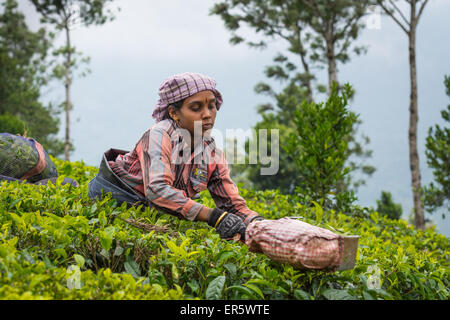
[138,127,206,221]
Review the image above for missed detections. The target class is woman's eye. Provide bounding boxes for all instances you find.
[191,103,215,112]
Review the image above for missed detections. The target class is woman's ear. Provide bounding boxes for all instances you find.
[168,105,177,121]
[169,106,182,124]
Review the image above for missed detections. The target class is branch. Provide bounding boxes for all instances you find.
[336,36,352,59]
[258,21,291,42]
[303,0,327,35]
[416,0,429,22]
[333,10,360,44]
[239,4,289,41]
[388,0,410,27]
[377,0,409,34]
[302,0,317,12]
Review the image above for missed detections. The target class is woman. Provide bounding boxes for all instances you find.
[88,72,263,241]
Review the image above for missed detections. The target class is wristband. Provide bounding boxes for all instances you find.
[214,211,228,228]
[207,208,227,227]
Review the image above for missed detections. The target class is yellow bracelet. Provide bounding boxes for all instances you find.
[214,211,228,228]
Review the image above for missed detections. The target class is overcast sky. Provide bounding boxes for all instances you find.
[17,0,450,236]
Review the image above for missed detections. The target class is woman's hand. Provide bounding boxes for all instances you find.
[207,208,246,240]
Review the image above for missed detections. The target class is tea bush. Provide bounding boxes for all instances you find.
[0,156,448,300]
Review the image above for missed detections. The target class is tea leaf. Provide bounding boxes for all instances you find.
[226,285,259,300]
[223,263,237,277]
[73,254,85,268]
[243,283,265,299]
[206,275,225,300]
[312,200,324,224]
[187,279,200,294]
[322,288,354,300]
[166,240,181,256]
[124,260,141,278]
[246,278,275,290]
[217,251,235,265]
[113,246,124,257]
[54,248,67,259]
[294,289,312,300]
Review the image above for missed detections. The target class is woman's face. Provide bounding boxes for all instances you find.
[169,90,217,138]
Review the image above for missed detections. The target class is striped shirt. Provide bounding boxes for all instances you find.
[108,119,259,222]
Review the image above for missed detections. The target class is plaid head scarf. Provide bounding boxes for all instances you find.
[152,72,224,122]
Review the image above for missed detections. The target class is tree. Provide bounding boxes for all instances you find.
[228,56,375,195]
[211,0,315,102]
[284,83,359,210]
[376,190,403,220]
[211,0,372,96]
[229,80,305,194]
[422,75,450,217]
[212,0,375,196]
[30,0,117,161]
[0,0,64,155]
[301,0,370,93]
[376,0,429,230]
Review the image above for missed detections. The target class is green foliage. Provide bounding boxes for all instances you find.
[210,0,371,93]
[31,0,117,28]
[422,75,450,215]
[300,0,370,68]
[376,191,403,220]
[229,81,305,193]
[284,83,359,210]
[0,157,448,300]
[206,275,226,300]
[214,0,376,196]
[0,113,26,135]
[230,78,375,197]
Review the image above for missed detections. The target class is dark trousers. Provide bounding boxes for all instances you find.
[88,148,149,210]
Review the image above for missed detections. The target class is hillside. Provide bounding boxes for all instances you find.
[0,157,448,300]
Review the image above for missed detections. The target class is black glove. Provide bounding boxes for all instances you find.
[244,215,265,226]
[208,208,247,241]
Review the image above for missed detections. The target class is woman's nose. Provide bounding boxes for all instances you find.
[202,106,212,118]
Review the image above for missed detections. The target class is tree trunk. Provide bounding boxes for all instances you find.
[64,25,71,161]
[325,35,338,95]
[296,25,314,103]
[408,4,425,230]
[300,52,314,103]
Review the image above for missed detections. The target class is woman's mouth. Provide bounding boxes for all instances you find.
[202,123,213,130]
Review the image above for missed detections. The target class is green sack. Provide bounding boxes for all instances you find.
[0,133,58,183]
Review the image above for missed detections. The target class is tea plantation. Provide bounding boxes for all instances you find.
[0,157,448,300]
